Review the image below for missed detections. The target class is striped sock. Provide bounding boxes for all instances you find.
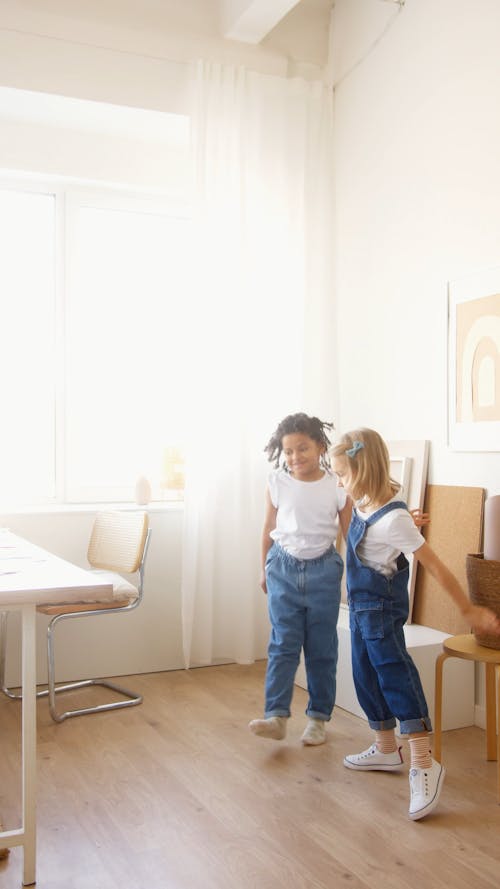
[408,732,432,769]
[375,729,398,753]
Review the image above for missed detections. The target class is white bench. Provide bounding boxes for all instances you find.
[295,604,475,731]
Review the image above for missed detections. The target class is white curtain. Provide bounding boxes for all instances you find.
[181,61,336,669]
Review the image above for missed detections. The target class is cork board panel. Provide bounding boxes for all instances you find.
[412,484,485,634]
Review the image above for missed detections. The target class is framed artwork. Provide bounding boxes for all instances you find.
[448,268,500,451]
[389,455,412,503]
[387,440,429,623]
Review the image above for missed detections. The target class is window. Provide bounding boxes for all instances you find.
[0,188,56,503]
[1,181,190,506]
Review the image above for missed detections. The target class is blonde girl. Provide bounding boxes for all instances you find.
[331,428,500,820]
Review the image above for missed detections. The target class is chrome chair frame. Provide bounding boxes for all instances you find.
[0,520,151,723]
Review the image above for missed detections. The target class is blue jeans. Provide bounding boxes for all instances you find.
[264,543,343,720]
[347,504,431,735]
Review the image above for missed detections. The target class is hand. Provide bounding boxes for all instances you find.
[463,604,500,635]
[260,571,267,594]
[410,508,430,529]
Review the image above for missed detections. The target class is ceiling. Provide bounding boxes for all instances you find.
[221,0,302,42]
[3,0,334,72]
[219,0,334,71]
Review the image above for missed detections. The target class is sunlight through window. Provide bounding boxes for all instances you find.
[0,189,56,503]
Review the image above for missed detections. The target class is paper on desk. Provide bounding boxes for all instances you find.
[0,557,47,572]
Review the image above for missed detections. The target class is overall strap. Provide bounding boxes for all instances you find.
[364,500,407,527]
[347,499,408,561]
[346,499,410,597]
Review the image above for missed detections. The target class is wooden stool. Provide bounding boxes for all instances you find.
[434,634,500,803]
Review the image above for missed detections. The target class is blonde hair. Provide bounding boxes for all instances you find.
[331,428,399,507]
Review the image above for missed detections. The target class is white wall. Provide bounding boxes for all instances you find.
[331,0,500,725]
[332,0,500,497]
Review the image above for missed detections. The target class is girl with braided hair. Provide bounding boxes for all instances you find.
[249,413,352,746]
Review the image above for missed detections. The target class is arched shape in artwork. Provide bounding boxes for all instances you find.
[458,316,500,422]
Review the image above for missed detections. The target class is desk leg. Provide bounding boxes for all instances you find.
[22,605,36,886]
[434,651,449,763]
[486,662,497,762]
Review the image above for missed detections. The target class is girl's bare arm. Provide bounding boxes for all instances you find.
[261,489,277,594]
[338,497,353,541]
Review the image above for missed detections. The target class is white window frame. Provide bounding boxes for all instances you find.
[0,172,191,506]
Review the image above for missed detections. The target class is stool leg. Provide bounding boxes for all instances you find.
[434,652,449,762]
[486,663,497,761]
[496,664,500,805]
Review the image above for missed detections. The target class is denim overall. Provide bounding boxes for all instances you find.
[346,502,431,734]
[264,542,344,720]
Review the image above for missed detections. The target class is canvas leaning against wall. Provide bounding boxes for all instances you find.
[448,267,500,451]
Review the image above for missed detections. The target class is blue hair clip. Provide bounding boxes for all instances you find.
[345,440,364,458]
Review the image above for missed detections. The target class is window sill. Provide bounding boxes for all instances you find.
[0,500,184,517]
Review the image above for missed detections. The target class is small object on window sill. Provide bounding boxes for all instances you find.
[161,446,185,493]
[134,475,152,506]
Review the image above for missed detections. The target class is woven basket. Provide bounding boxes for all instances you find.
[466,553,500,649]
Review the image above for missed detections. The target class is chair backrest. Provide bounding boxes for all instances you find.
[87,511,149,574]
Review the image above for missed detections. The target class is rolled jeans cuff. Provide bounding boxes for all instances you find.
[264,709,289,719]
[306,709,330,722]
[367,717,397,731]
[398,716,432,735]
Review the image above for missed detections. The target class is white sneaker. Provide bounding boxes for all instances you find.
[248,716,287,740]
[408,759,445,820]
[301,718,327,746]
[344,743,404,771]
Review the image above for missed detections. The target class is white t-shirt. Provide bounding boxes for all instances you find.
[354,494,425,577]
[268,469,347,560]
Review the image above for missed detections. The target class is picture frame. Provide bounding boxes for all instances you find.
[387,440,429,623]
[448,267,500,452]
[389,455,412,503]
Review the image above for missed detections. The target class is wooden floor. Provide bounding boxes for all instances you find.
[1,661,499,889]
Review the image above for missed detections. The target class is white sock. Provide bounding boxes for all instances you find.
[248,716,287,740]
[301,718,327,746]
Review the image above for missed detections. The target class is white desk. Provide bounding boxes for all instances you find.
[0,531,113,886]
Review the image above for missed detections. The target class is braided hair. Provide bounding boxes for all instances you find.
[264,413,334,471]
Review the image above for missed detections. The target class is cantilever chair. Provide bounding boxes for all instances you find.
[0,510,151,722]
